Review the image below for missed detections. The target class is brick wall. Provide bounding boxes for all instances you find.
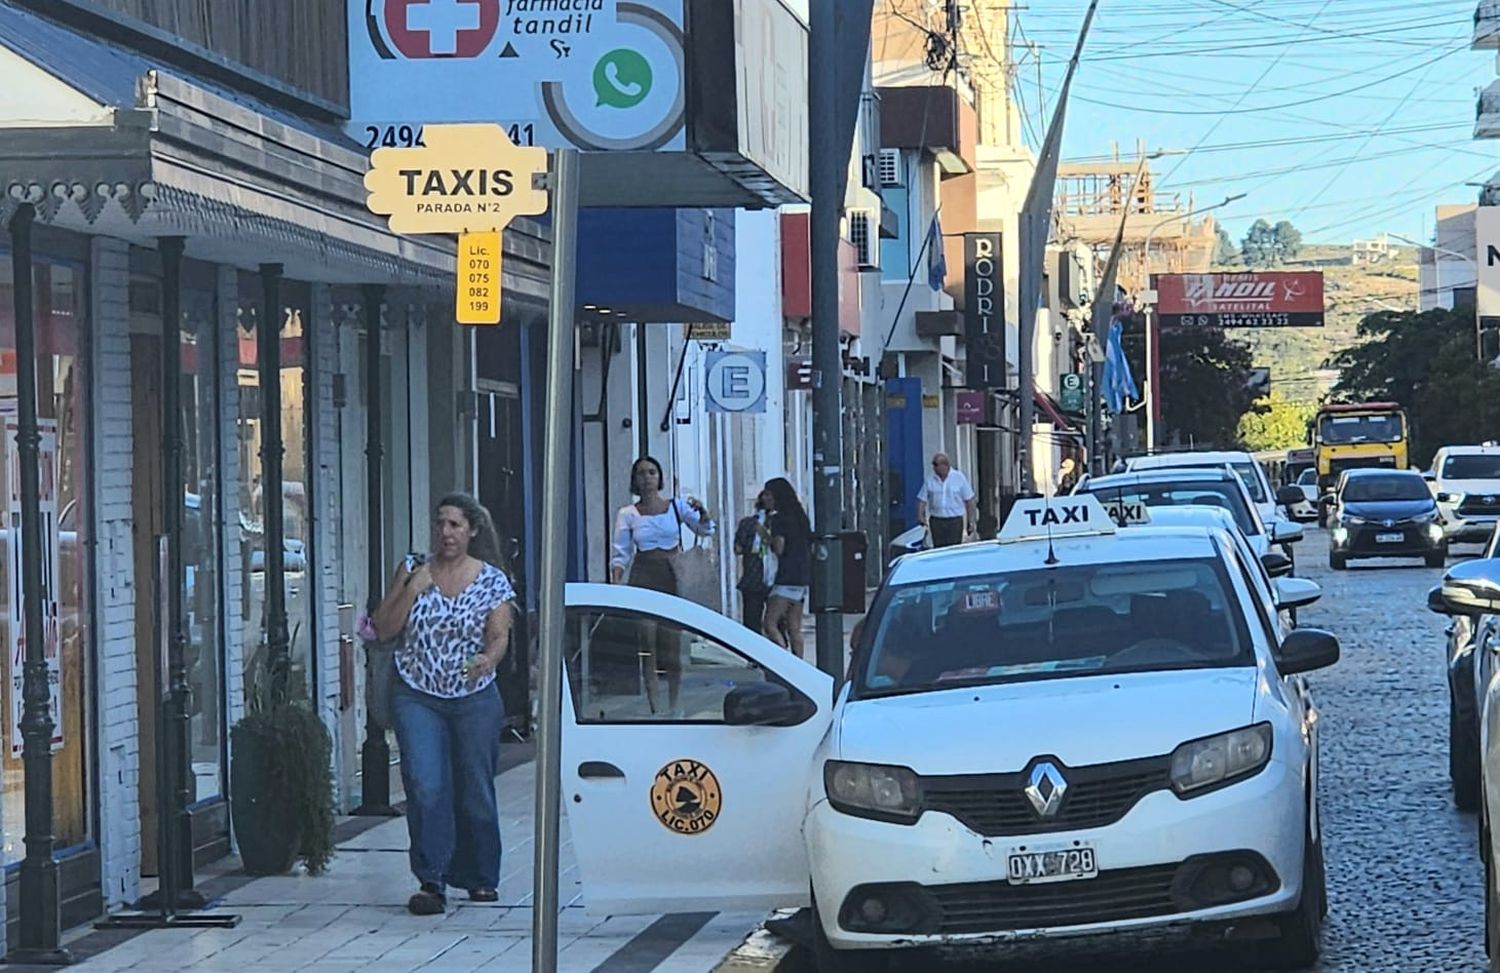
[91,235,140,910]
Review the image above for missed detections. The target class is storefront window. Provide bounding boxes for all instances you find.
[236,277,313,700]
[181,285,222,801]
[0,256,91,864]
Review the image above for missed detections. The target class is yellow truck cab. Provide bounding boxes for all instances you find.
[1312,402,1409,501]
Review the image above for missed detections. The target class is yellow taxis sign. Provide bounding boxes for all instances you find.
[457,231,501,325]
[365,123,549,236]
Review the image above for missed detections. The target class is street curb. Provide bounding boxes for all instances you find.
[712,912,803,972]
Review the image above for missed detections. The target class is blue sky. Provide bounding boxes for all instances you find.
[1013,0,1495,244]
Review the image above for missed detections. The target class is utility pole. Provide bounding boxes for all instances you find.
[809,0,873,680]
[1016,0,1098,494]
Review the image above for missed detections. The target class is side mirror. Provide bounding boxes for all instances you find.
[1272,522,1305,545]
[1435,558,1500,617]
[1261,552,1294,579]
[1278,628,1340,675]
[1274,577,1322,610]
[723,682,815,727]
[1427,585,1453,616]
[1275,485,1305,508]
[1437,492,1453,504]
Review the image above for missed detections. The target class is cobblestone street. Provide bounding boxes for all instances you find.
[927,528,1489,972]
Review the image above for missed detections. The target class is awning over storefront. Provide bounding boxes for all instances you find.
[1033,390,1083,437]
[0,3,551,296]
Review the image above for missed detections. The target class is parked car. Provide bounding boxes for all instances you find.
[1427,552,1500,970]
[1436,526,1500,812]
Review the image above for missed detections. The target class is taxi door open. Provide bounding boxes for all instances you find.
[560,582,835,915]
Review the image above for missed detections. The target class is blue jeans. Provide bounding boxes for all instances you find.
[392,678,505,890]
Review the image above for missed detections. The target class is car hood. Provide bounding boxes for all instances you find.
[1439,478,1500,497]
[836,669,1260,775]
[1342,499,1436,520]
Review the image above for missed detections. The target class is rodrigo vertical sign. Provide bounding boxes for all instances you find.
[964,233,1006,388]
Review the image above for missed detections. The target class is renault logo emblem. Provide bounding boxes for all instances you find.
[1024,761,1068,818]
[1486,496,1496,505]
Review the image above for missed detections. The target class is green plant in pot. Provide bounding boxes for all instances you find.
[230,642,335,876]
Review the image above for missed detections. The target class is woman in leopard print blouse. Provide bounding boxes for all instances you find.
[372,493,515,916]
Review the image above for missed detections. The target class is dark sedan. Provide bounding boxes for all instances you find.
[1327,468,1447,570]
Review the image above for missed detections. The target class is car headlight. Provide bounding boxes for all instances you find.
[1169,723,1273,797]
[1331,527,1348,544]
[1428,524,1445,542]
[824,760,922,824]
[1411,510,1439,524]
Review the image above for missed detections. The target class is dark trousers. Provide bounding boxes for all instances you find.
[742,589,768,633]
[392,679,505,890]
[930,515,965,548]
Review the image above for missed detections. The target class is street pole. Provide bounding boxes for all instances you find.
[809,0,844,678]
[1140,193,1245,452]
[354,284,397,817]
[1016,0,1100,495]
[9,202,69,966]
[531,147,580,973]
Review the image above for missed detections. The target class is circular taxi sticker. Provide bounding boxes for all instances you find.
[650,758,722,835]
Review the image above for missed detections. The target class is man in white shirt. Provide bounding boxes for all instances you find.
[917,452,976,548]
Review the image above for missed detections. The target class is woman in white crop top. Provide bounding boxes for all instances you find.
[610,456,714,714]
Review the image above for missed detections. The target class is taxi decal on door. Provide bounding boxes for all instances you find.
[651,759,722,835]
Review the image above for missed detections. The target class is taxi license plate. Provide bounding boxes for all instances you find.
[1006,845,1098,886]
[1376,532,1404,543]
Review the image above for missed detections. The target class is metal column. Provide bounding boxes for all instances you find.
[531,148,581,973]
[8,203,70,965]
[353,285,397,817]
[258,264,290,698]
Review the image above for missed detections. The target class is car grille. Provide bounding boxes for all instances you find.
[922,756,1172,837]
[1458,494,1500,516]
[926,864,1180,934]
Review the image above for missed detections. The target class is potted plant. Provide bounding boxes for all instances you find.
[230,645,335,876]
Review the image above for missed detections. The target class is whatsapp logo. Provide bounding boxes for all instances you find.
[593,48,653,109]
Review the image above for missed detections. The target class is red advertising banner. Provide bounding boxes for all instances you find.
[1153,271,1324,328]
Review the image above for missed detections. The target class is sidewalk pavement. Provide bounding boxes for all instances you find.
[36,608,870,973]
[40,758,770,973]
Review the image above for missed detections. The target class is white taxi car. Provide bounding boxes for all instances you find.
[560,496,1340,971]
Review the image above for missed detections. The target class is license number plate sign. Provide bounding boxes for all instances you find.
[1376,532,1404,543]
[1006,845,1098,886]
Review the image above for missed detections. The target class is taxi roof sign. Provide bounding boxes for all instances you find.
[999,495,1117,544]
[1101,499,1151,527]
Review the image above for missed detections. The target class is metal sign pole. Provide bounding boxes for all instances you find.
[531,147,580,973]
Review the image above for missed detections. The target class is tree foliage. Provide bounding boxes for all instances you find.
[1213,225,1240,265]
[1241,218,1304,268]
[1123,319,1259,449]
[1329,305,1500,467]
[1238,391,1317,452]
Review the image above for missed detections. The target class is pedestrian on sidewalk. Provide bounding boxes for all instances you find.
[371,493,515,917]
[733,488,775,634]
[760,477,811,658]
[611,456,715,715]
[917,452,976,548]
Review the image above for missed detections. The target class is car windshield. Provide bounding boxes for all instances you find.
[1138,461,1266,502]
[1442,455,1500,480]
[1080,480,1258,534]
[1297,469,1317,486]
[854,558,1253,698]
[1341,475,1430,503]
[1319,413,1402,445]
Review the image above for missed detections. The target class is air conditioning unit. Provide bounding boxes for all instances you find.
[879,149,903,187]
[849,209,878,270]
